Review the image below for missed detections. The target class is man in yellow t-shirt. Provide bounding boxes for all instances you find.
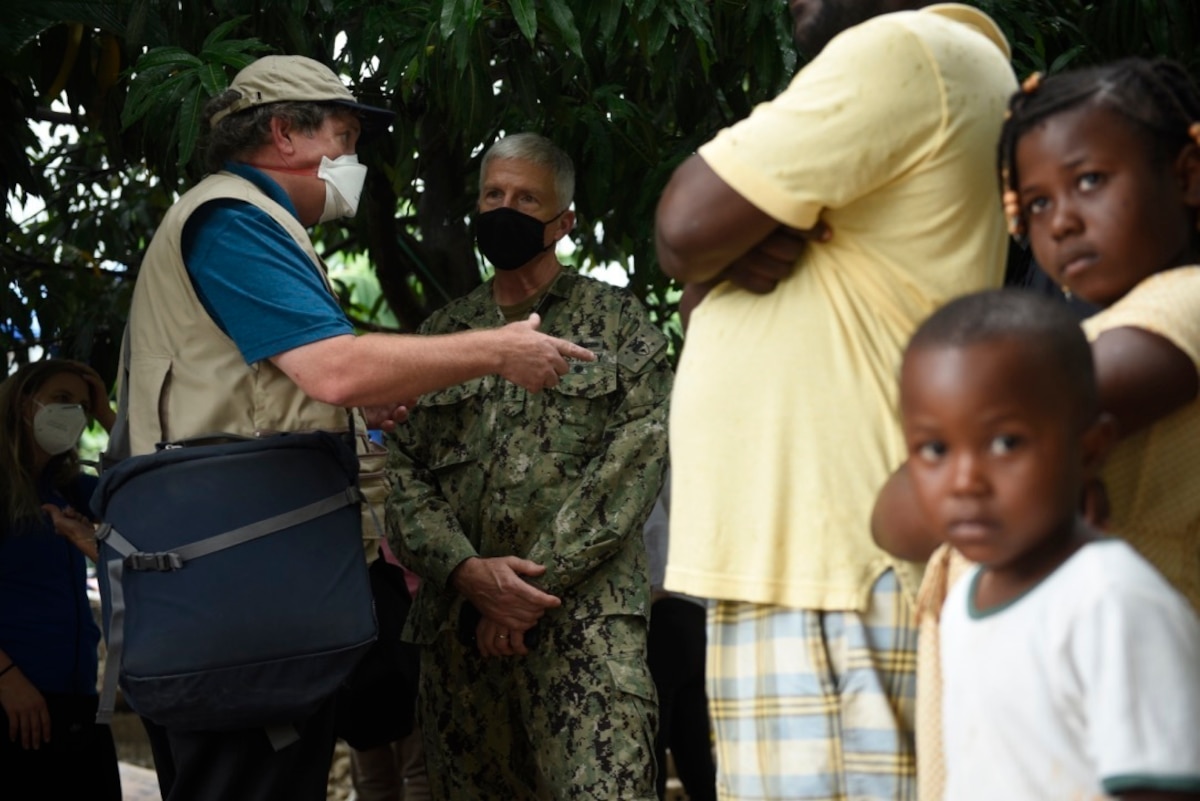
[655,2,1015,798]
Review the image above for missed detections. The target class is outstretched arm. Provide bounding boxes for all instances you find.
[272,313,594,409]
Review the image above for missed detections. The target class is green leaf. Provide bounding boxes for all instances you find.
[645,12,669,55]
[451,17,472,71]
[122,69,196,129]
[201,15,250,50]
[1047,44,1084,75]
[676,1,715,52]
[598,0,623,43]
[201,40,267,70]
[196,62,227,96]
[509,0,537,42]
[546,2,583,60]
[131,46,203,73]
[439,0,462,41]
[632,0,657,22]
[177,85,205,168]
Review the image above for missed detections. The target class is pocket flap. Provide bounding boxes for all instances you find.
[606,656,657,703]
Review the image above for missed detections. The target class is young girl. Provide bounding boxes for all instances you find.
[873,57,1200,800]
[0,359,121,799]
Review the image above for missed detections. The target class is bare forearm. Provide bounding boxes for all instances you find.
[274,331,502,407]
[274,319,592,408]
[655,155,781,283]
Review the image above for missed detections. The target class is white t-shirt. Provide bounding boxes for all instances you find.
[941,539,1200,800]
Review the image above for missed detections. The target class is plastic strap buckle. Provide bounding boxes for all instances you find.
[124,551,184,571]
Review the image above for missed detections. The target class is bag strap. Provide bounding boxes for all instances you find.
[94,485,363,727]
[102,486,363,569]
[96,555,128,726]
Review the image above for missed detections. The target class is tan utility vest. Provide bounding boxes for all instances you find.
[122,171,386,551]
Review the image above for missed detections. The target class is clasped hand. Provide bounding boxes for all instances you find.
[721,221,831,294]
[680,222,830,327]
[451,555,561,658]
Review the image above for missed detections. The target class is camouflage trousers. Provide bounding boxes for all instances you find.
[417,612,659,800]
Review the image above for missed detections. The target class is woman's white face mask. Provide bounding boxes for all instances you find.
[33,402,88,456]
[317,155,368,223]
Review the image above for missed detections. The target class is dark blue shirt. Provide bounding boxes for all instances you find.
[0,473,101,695]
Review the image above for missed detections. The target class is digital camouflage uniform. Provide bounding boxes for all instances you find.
[386,270,672,801]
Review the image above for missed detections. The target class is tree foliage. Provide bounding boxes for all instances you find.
[3,0,1199,382]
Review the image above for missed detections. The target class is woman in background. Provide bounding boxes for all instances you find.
[0,359,120,799]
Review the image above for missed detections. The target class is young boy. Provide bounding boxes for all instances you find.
[897,289,1200,801]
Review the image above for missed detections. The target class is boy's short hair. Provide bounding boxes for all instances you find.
[907,288,1098,421]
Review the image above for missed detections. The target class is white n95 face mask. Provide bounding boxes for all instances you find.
[317,154,368,222]
[33,402,88,456]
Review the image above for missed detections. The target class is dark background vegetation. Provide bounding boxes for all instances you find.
[4,0,1199,383]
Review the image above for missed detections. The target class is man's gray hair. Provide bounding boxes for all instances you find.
[479,133,575,209]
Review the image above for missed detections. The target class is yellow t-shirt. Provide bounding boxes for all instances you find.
[666,4,1016,611]
[1082,265,1200,611]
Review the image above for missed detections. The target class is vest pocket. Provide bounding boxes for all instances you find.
[129,354,172,452]
[357,440,390,549]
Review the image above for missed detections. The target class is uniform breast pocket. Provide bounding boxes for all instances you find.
[414,378,488,473]
[540,361,617,456]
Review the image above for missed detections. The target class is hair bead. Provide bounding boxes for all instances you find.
[1002,190,1023,237]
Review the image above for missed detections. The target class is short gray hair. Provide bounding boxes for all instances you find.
[479,133,575,209]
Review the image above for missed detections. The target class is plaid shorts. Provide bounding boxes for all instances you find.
[707,570,918,801]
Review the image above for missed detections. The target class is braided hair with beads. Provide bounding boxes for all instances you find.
[997,57,1200,242]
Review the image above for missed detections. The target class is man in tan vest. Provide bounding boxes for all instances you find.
[121,55,592,801]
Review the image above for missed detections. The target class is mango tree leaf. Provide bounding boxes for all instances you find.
[509,0,537,42]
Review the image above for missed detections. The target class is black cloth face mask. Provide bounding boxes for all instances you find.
[475,207,565,271]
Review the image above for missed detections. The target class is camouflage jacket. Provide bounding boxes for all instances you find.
[386,270,672,644]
